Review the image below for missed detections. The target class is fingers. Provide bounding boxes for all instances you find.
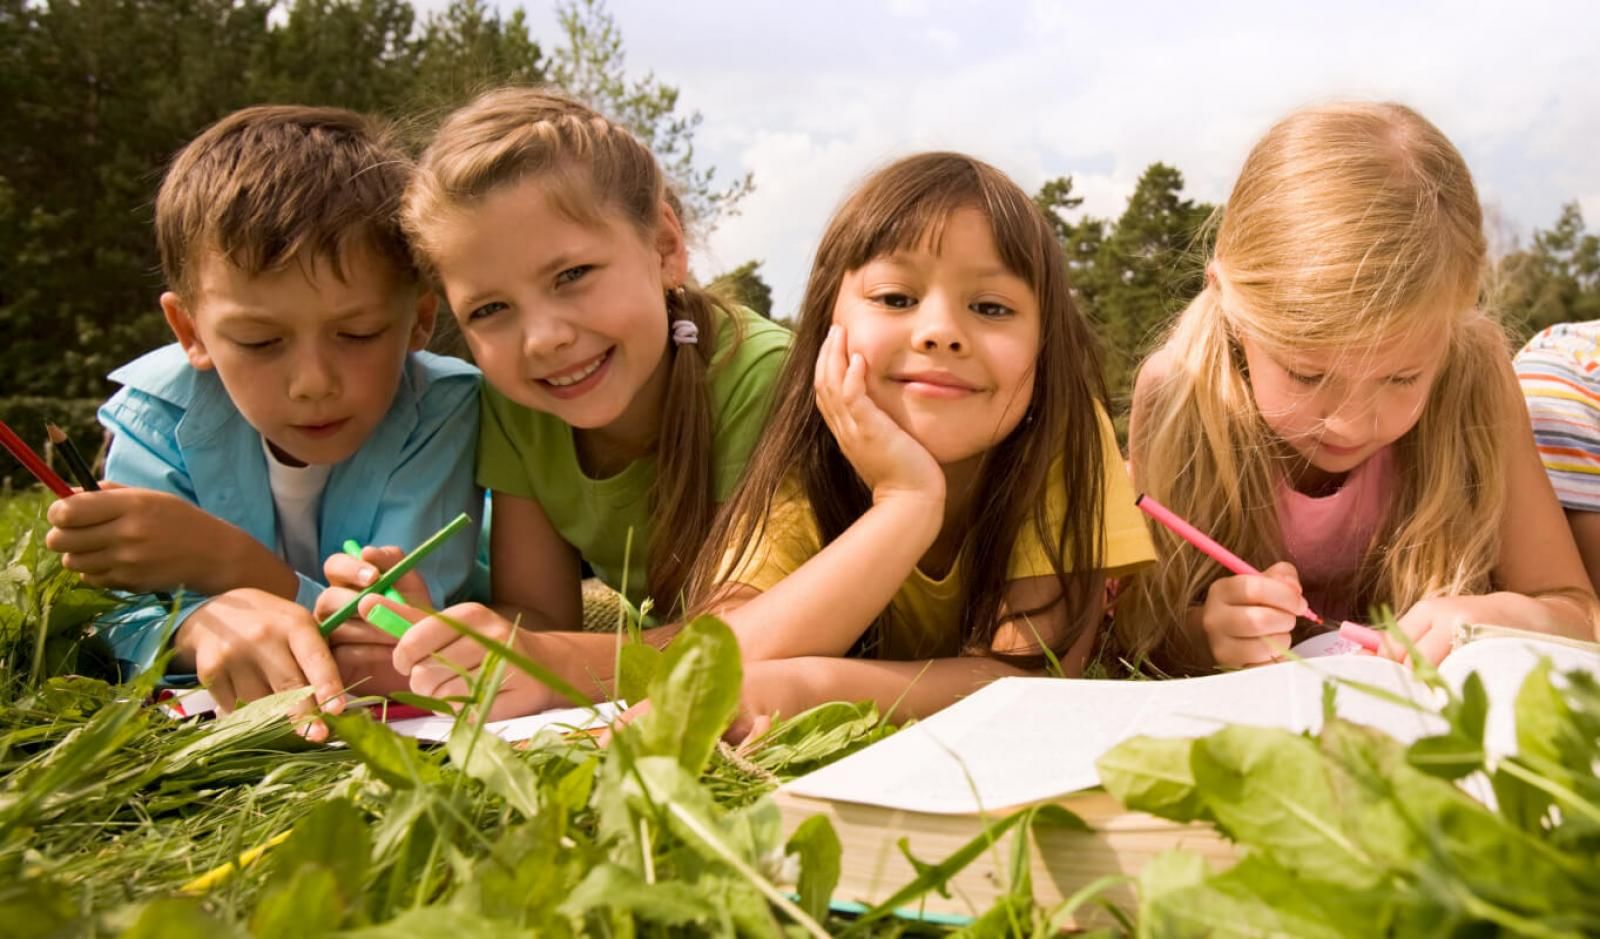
[599,699,652,747]
[323,553,379,589]
[1260,561,1303,591]
[392,602,503,674]
[1209,572,1307,618]
[287,623,347,714]
[45,489,127,529]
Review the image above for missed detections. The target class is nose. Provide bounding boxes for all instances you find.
[522,310,578,359]
[910,294,966,354]
[287,344,340,401]
[1321,389,1377,442]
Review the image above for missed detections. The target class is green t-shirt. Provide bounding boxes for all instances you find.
[477,306,792,607]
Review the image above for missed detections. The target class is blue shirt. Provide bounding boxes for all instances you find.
[95,344,484,677]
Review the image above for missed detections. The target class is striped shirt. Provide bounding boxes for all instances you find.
[1516,320,1600,512]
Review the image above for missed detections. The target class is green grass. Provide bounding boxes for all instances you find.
[0,490,976,937]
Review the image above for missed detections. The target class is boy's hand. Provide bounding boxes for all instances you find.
[174,588,345,741]
[814,324,944,507]
[1199,562,1306,667]
[46,483,294,597]
[370,599,568,720]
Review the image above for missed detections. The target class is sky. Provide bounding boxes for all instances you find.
[422,0,1600,317]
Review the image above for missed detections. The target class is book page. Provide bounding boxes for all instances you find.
[163,688,621,743]
[782,657,1438,815]
[1437,636,1600,760]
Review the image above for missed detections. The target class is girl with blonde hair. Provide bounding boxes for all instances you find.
[1120,101,1596,671]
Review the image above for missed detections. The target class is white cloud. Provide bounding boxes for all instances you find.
[450,1,1600,315]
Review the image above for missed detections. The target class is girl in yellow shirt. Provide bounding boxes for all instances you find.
[680,151,1155,738]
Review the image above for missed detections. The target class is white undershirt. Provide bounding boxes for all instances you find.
[262,438,332,577]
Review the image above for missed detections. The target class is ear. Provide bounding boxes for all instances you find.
[161,292,213,371]
[654,199,690,288]
[408,289,439,352]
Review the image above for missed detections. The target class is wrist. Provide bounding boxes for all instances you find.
[219,527,298,600]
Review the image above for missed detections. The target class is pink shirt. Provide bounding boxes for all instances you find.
[1276,447,1396,624]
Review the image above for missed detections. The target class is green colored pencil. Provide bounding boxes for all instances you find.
[318,512,471,637]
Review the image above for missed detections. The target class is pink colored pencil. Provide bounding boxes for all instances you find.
[1135,493,1324,625]
[0,418,74,499]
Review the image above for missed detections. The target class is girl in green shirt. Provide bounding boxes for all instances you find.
[318,88,789,704]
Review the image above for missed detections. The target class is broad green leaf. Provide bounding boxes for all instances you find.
[325,712,436,790]
[122,898,243,939]
[0,877,79,939]
[1134,848,1208,936]
[637,615,742,776]
[1456,671,1489,745]
[1516,659,1587,775]
[251,865,344,939]
[339,908,534,939]
[551,755,598,817]
[1097,736,1207,821]
[1406,732,1484,780]
[447,720,541,819]
[1140,854,1379,939]
[784,814,841,923]
[558,862,715,926]
[267,797,370,904]
[616,640,662,706]
[1191,726,1380,888]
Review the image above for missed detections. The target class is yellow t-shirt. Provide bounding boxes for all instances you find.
[723,408,1155,659]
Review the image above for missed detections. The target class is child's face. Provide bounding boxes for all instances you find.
[161,243,434,466]
[1241,326,1446,473]
[426,179,688,436]
[830,207,1040,466]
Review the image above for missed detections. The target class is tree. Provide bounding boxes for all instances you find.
[1036,164,1213,406]
[1495,202,1600,343]
[708,260,773,319]
[1,0,742,403]
[550,0,752,233]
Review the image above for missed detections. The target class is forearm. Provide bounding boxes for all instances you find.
[511,622,686,703]
[781,655,1036,723]
[205,527,298,599]
[1474,590,1598,641]
[723,495,940,661]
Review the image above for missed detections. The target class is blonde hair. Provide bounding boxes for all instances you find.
[1116,101,1514,671]
[402,86,741,611]
[157,105,415,299]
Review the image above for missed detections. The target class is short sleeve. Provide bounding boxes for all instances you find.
[717,483,822,592]
[1009,406,1156,579]
[1516,324,1600,512]
[476,385,537,499]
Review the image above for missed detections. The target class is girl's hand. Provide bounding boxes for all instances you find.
[382,600,567,720]
[1199,561,1308,667]
[1386,597,1473,666]
[814,324,944,506]
[317,546,434,696]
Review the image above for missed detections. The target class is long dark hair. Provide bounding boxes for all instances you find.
[685,152,1110,663]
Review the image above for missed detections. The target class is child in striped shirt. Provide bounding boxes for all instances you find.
[1517,320,1600,595]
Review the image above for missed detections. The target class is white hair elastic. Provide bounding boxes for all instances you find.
[671,319,699,346]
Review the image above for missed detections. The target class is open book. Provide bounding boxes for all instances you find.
[772,633,1600,924]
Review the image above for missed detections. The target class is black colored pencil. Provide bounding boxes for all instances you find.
[45,423,100,492]
[47,422,173,604]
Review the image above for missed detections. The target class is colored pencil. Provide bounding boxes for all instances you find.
[45,423,100,492]
[1135,493,1324,625]
[0,418,74,498]
[318,512,472,637]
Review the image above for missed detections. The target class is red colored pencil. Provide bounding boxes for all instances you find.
[0,418,74,498]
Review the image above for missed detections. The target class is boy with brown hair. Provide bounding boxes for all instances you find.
[44,106,482,729]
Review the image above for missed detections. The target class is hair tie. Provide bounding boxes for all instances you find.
[671,319,699,346]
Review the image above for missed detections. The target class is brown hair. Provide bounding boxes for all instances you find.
[685,152,1110,664]
[402,86,741,611]
[1117,101,1515,671]
[156,105,415,298]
